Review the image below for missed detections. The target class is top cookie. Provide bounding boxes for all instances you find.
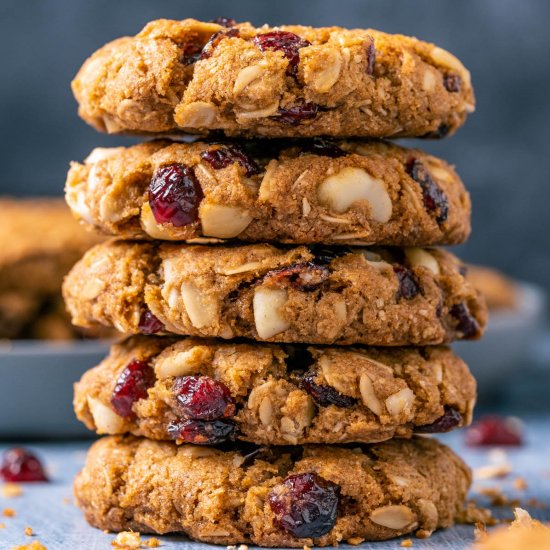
[72,18,474,138]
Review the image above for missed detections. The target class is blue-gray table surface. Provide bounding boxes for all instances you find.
[1,418,550,550]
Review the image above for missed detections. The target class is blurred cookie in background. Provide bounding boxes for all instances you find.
[466,264,519,311]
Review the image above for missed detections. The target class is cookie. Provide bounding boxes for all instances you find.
[466,265,518,311]
[63,240,487,346]
[66,140,470,246]
[72,18,474,139]
[75,435,470,546]
[75,335,476,445]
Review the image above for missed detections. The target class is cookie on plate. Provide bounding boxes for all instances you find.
[74,335,476,445]
[74,435,471,546]
[72,18,474,138]
[63,240,487,346]
[66,139,470,246]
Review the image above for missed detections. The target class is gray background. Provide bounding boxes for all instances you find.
[1,0,549,290]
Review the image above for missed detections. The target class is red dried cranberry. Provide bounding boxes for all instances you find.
[111,360,155,418]
[201,28,239,60]
[300,371,356,408]
[173,376,236,421]
[1,448,48,482]
[406,158,449,224]
[181,42,203,65]
[200,144,260,176]
[443,74,461,92]
[138,308,164,335]
[415,407,462,433]
[422,123,451,139]
[275,101,319,125]
[450,302,480,339]
[149,163,203,227]
[263,262,330,291]
[309,246,352,266]
[300,138,346,158]
[269,472,340,538]
[366,41,376,75]
[465,416,523,447]
[253,31,311,77]
[211,17,237,28]
[394,265,421,300]
[167,419,235,445]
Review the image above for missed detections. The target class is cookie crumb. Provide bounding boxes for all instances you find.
[112,530,142,548]
[474,463,512,480]
[474,521,488,542]
[2,483,23,498]
[0,522,6,528]
[24,526,33,536]
[10,542,47,550]
[3,508,16,517]
[415,529,432,539]
[346,537,365,545]
[62,496,72,505]
[400,539,413,547]
[144,539,161,548]
[513,476,527,491]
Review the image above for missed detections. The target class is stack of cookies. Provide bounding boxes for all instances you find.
[63,18,487,546]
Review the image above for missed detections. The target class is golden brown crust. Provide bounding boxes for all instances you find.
[72,19,474,138]
[66,140,470,246]
[62,240,487,345]
[74,435,471,546]
[74,335,476,444]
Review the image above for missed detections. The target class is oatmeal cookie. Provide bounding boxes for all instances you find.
[63,240,487,345]
[66,139,470,245]
[72,18,474,138]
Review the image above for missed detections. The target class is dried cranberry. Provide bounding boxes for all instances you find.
[300,138,346,158]
[366,41,376,75]
[275,101,319,125]
[309,246,352,266]
[211,17,237,28]
[138,308,164,335]
[406,158,449,224]
[201,28,240,60]
[443,74,461,93]
[415,407,462,434]
[200,144,260,176]
[394,265,421,300]
[450,302,480,339]
[181,42,203,65]
[173,376,236,421]
[167,419,235,445]
[269,472,340,538]
[263,262,330,291]
[149,163,203,227]
[300,371,356,408]
[253,31,311,77]
[422,123,451,139]
[465,416,523,447]
[111,360,155,418]
[1,448,48,482]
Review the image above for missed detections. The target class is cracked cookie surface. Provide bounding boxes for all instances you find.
[72,18,474,138]
[66,139,470,246]
[63,240,487,345]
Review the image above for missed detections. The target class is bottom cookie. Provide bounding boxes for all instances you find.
[74,435,471,547]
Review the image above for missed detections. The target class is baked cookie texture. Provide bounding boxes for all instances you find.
[66,139,471,246]
[74,435,471,546]
[72,19,474,138]
[74,335,476,445]
[466,264,518,311]
[63,240,487,346]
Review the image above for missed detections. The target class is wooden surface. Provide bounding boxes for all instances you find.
[1,419,550,549]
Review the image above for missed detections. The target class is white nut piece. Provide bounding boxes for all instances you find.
[84,146,123,165]
[422,69,437,92]
[233,65,265,94]
[317,167,392,222]
[359,373,383,416]
[155,347,210,379]
[385,388,415,418]
[305,49,342,93]
[178,445,218,458]
[237,101,279,120]
[370,505,416,530]
[176,101,218,128]
[200,204,253,238]
[253,287,290,339]
[430,47,471,86]
[180,282,217,328]
[140,202,180,240]
[87,396,125,435]
[405,247,440,275]
[259,397,274,426]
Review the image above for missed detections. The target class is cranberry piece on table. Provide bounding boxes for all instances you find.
[174,376,236,421]
[269,472,340,538]
[111,360,155,419]
[275,101,319,125]
[149,163,204,227]
[300,371,355,408]
[1,448,48,482]
[465,416,523,447]
[200,144,260,176]
[253,31,311,77]
[415,407,462,434]
[138,308,164,335]
[394,265,422,300]
[167,419,235,445]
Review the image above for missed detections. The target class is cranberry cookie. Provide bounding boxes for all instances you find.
[74,335,475,445]
[63,240,487,345]
[66,139,470,246]
[72,18,474,138]
[75,435,471,546]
